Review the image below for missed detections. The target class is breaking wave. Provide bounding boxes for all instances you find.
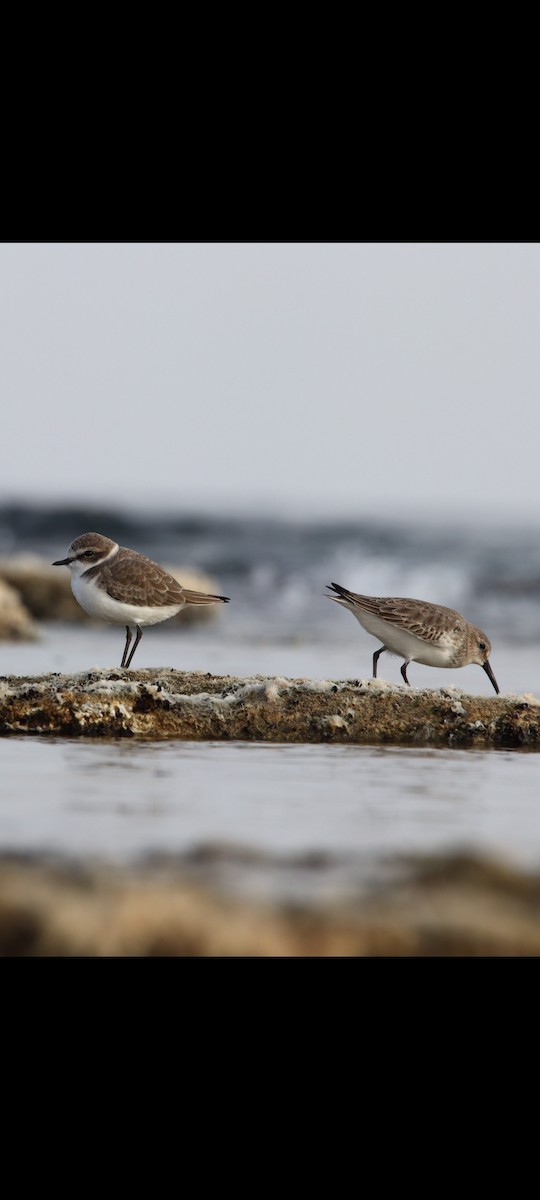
[0,502,538,641]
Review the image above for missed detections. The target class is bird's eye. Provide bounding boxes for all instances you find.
[478,641,486,651]
[83,551,95,558]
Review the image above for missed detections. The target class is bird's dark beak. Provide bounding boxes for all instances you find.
[483,660,500,695]
[52,557,71,566]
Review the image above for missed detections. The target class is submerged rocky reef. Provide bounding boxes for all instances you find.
[1,849,540,956]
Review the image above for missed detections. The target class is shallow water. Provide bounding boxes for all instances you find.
[2,622,540,903]
[2,735,540,901]
[3,732,540,858]
[3,506,540,908]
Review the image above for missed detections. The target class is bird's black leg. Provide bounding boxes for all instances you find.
[400,660,411,686]
[373,645,387,678]
[120,626,132,668]
[125,625,143,669]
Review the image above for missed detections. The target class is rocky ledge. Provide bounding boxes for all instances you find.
[0,669,539,747]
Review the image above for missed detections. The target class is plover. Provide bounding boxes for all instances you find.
[326,582,499,693]
[53,532,230,668]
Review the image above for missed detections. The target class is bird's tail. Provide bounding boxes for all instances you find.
[326,581,356,603]
[182,589,230,605]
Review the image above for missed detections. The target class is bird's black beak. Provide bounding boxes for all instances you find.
[52,557,72,566]
[483,660,500,695]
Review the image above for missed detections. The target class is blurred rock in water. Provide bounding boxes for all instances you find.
[0,577,38,641]
[1,850,540,956]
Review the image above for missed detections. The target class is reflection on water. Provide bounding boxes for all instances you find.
[2,735,540,901]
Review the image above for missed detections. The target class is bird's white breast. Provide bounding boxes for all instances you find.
[72,575,183,628]
[345,604,457,667]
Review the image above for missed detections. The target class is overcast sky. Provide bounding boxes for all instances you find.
[0,242,538,521]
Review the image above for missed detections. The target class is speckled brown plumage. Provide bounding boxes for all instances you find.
[329,587,467,645]
[326,581,498,692]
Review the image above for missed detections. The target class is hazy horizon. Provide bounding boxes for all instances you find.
[1,242,538,525]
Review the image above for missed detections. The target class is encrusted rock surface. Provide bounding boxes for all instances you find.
[1,669,539,746]
[0,556,224,623]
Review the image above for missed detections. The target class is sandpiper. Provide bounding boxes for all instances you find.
[53,532,230,667]
[326,581,499,693]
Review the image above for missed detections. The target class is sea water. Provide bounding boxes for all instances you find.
[2,507,540,902]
